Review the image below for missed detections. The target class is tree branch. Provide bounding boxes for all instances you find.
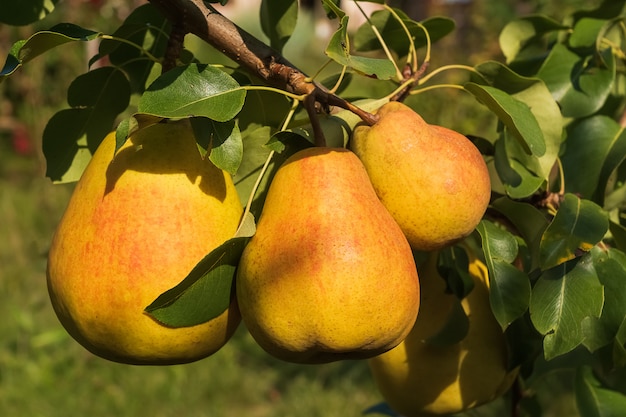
[147,0,378,126]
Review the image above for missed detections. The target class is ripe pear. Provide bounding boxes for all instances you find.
[46,120,243,365]
[236,147,420,364]
[351,101,491,251]
[368,253,518,416]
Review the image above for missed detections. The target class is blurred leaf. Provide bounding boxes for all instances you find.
[190,117,243,175]
[572,0,626,21]
[582,247,626,353]
[145,213,256,327]
[438,246,473,299]
[477,220,531,329]
[537,45,615,118]
[363,402,400,416]
[465,83,546,157]
[569,18,608,50]
[608,221,626,252]
[1,23,100,80]
[561,116,626,204]
[138,64,245,120]
[530,255,604,360]
[260,0,298,52]
[575,365,626,417]
[43,67,131,183]
[354,11,455,57]
[325,13,396,80]
[97,4,170,94]
[0,0,59,25]
[539,194,609,269]
[499,15,568,64]
[493,134,545,199]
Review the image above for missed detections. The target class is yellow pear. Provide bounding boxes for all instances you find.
[368,253,518,416]
[351,101,491,251]
[47,120,243,365]
[236,147,420,364]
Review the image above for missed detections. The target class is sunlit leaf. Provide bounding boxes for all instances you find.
[530,255,603,360]
[139,64,246,121]
[539,194,608,269]
[190,117,243,175]
[465,83,546,157]
[477,220,531,329]
[499,15,568,64]
[537,45,615,118]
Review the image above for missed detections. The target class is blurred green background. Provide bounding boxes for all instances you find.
[0,0,601,415]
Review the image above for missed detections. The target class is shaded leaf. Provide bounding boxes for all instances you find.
[260,0,298,52]
[540,194,608,269]
[530,255,604,360]
[582,247,626,353]
[1,23,100,80]
[0,0,60,25]
[190,117,243,175]
[139,64,246,121]
[575,365,626,417]
[499,15,568,64]
[477,220,531,329]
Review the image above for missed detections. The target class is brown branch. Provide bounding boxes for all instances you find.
[147,0,378,126]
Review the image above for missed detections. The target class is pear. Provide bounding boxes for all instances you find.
[236,147,420,364]
[46,120,243,365]
[368,253,518,416]
[351,101,491,251]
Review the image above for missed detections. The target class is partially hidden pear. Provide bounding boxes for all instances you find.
[47,120,243,365]
[236,147,420,364]
[368,253,518,416]
[351,101,491,251]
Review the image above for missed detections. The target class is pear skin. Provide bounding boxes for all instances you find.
[368,254,518,416]
[236,147,420,364]
[351,101,491,251]
[47,120,242,365]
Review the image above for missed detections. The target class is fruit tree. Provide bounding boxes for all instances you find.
[3,0,626,416]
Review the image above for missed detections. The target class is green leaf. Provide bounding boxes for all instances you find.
[1,23,100,80]
[190,117,243,175]
[138,64,245,121]
[499,15,568,64]
[354,11,455,57]
[477,220,531,329]
[325,14,396,80]
[582,247,626,353]
[537,44,615,118]
[575,365,626,417]
[493,132,545,199]
[145,214,256,328]
[491,197,550,270]
[539,194,609,269]
[465,83,546,157]
[42,67,131,183]
[260,0,298,52]
[97,4,170,94]
[0,0,60,26]
[569,18,609,50]
[530,255,604,360]
[561,116,626,205]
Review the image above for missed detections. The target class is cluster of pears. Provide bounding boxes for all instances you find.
[46,99,505,415]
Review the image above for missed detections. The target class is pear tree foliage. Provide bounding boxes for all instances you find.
[3,0,626,415]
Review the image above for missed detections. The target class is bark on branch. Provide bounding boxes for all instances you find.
[147,0,378,126]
